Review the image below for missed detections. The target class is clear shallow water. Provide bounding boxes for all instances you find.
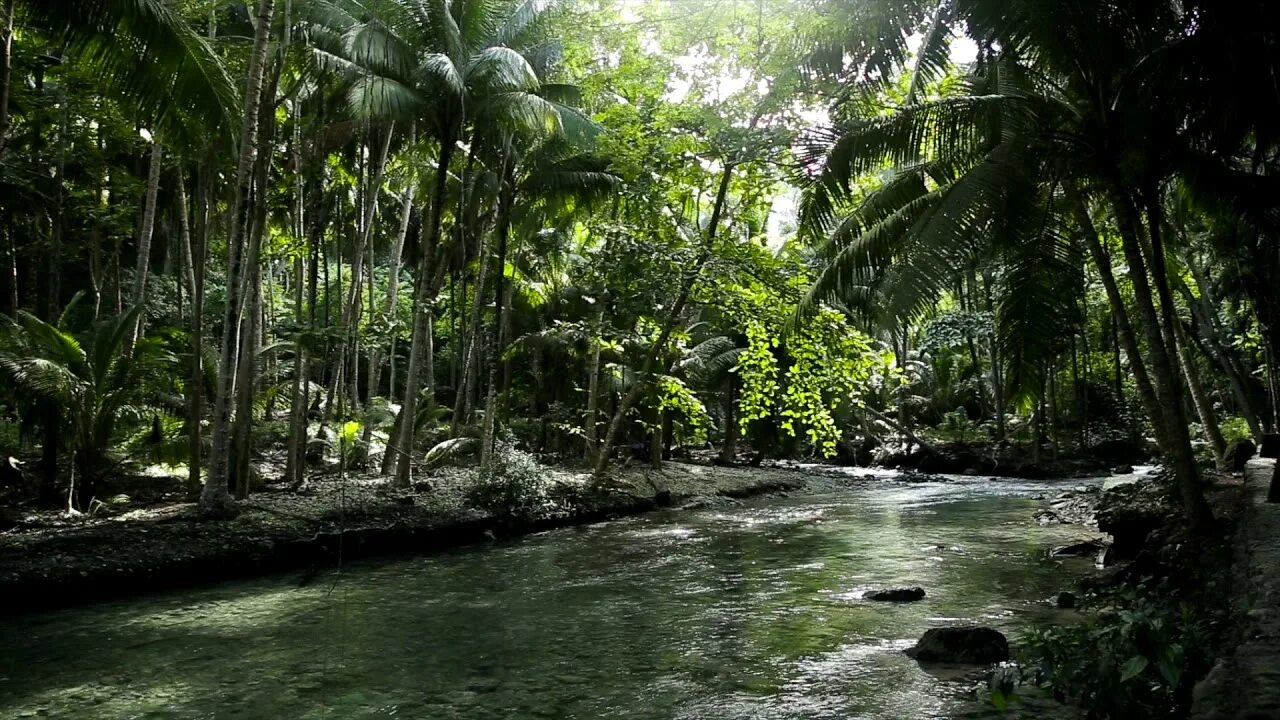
[0,475,1098,720]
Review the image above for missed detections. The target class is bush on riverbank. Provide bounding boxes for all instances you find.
[465,437,560,524]
[991,473,1242,718]
[1009,587,1209,719]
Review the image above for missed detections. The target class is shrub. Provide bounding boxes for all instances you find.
[465,436,557,523]
[991,587,1208,719]
[1219,416,1254,444]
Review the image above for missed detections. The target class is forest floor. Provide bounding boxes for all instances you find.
[0,457,877,615]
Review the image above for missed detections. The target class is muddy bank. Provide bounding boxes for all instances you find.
[0,463,817,616]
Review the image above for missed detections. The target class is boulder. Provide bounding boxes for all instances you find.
[1261,434,1280,459]
[1051,539,1105,558]
[1221,439,1256,472]
[1090,438,1147,464]
[864,587,926,602]
[904,627,1009,664]
[1112,465,1135,475]
[1056,591,1077,609]
[1096,481,1171,557]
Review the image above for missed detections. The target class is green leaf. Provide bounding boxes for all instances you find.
[1119,655,1149,682]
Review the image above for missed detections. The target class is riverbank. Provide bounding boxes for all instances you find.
[1190,458,1280,719]
[0,462,824,615]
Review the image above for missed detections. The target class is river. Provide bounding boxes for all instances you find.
[0,473,1100,719]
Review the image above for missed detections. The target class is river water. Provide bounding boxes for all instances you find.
[0,474,1099,719]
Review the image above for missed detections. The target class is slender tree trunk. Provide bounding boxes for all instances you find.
[339,128,393,420]
[1180,265,1264,439]
[719,377,738,463]
[0,0,15,159]
[392,139,454,487]
[1069,184,1168,449]
[452,228,491,435]
[201,0,276,517]
[594,163,734,477]
[384,185,415,404]
[6,224,16,315]
[1175,320,1227,466]
[481,147,515,467]
[285,188,315,489]
[1110,187,1212,527]
[48,90,68,315]
[176,171,204,497]
[129,139,164,345]
[584,305,605,463]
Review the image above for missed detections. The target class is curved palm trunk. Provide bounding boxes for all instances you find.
[201,0,276,517]
[392,139,454,487]
[1110,188,1212,527]
[1067,183,1168,451]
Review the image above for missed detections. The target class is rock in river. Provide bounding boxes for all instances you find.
[864,587,926,602]
[905,627,1009,664]
[1050,539,1105,558]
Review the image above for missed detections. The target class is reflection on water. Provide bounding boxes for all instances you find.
[0,475,1098,719]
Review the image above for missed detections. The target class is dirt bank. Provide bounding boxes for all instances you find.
[0,462,822,615]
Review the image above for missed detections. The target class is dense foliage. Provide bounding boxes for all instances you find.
[0,0,1275,527]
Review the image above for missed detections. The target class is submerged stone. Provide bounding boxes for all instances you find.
[905,626,1009,664]
[864,587,926,602]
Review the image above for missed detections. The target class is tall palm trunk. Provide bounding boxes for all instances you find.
[201,0,276,517]
[0,0,15,159]
[594,163,733,477]
[480,146,515,467]
[1067,183,1167,451]
[392,138,454,486]
[1110,188,1212,527]
[176,170,204,497]
[451,215,493,435]
[383,184,415,402]
[128,138,164,346]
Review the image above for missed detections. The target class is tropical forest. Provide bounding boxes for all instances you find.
[0,0,1278,718]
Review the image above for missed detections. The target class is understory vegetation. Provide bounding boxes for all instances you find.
[0,1,1277,715]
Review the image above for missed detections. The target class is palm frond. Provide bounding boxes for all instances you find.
[22,0,238,144]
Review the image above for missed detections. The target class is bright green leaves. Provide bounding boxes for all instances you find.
[655,375,709,443]
[737,320,780,430]
[737,307,894,457]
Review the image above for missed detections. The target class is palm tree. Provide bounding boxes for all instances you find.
[477,137,618,464]
[2,0,237,156]
[308,0,589,484]
[0,305,176,509]
[201,0,278,517]
[794,0,1257,526]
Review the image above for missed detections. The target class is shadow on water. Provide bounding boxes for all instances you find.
[0,475,1098,719]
